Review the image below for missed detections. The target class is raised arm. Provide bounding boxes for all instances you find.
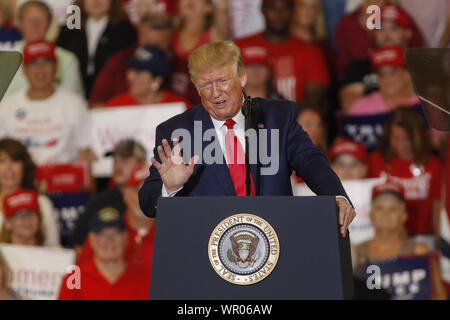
[138,125,198,218]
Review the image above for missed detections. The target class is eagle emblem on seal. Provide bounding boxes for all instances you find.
[227,231,260,269]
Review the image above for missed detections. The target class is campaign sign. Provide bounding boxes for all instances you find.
[293,177,386,245]
[336,112,387,152]
[361,254,434,300]
[88,103,186,177]
[0,243,75,300]
[36,161,91,193]
[46,191,91,248]
[336,105,425,152]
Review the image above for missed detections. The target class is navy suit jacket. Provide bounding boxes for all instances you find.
[139,98,350,218]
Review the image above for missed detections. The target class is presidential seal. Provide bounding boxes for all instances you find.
[208,214,280,285]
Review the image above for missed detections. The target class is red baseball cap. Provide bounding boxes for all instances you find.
[127,164,149,188]
[23,40,56,64]
[381,4,412,29]
[372,182,405,201]
[241,46,272,69]
[329,138,367,162]
[3,189,40,218]
[371,46,405,68]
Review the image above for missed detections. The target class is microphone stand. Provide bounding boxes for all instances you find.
[243,92,254,196]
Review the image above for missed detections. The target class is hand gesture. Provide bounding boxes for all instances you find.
[151,139,199,194]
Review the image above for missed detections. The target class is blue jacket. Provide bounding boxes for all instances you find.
[139,98,350,217]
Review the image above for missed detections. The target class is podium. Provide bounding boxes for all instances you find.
[149,196,354,300]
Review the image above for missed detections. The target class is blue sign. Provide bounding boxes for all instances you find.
[337,105,426,152]
[46,191,91,248]
[362,254,433,300]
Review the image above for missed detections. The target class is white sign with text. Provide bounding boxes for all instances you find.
[0,244,75,300]
[88,103,186,177]
[292,177,386,245]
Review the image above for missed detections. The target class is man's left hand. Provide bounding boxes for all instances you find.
[336,197,356,237]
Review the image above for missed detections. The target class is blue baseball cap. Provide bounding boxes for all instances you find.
[89,206,126,233]
[125,45,170,77]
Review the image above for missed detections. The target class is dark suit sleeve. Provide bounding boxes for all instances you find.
[285,103,352,205]
[138,124,166,218]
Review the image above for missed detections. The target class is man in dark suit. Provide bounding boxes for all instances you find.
[139,41,356,236]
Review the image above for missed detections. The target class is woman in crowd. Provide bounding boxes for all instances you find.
[348,46,419,116]
[240,45,279,100]
[353,182,447,299]
[0,251,21,300]
[106,44,191,108]
[0,138,59,247]
[57,0,137,98]
[368,108,442,248]
[0,189,44,246]
[290,0,335,77]
[170,0,230,105]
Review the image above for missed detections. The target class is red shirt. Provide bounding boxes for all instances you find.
[368,151,442,235]
[173,30,212,61]
[58,258,150,300]
[105,91,192,108]
[169,30,212,107]
[90,45,137,105]
[235,33,330,102]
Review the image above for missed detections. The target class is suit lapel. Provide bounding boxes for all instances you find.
[196,106,236,196]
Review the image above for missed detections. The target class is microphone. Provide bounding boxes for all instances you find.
[241,91,264,196]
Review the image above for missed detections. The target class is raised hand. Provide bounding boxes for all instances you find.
[151,139,199,194]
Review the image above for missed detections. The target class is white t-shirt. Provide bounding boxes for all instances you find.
[0,88,90,165]
[0,194,60,247]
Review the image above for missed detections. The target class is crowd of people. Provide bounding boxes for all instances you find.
[0,0,449,300]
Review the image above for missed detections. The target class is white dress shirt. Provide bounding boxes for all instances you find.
[85,16,109,75]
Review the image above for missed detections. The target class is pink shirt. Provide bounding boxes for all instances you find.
[348,92,420,116]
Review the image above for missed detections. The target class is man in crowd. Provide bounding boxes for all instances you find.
[0,40,91,165]
[72,139,148,256]
[139,41,355,237]
[58,205,150,300]
[235,0,329,108]
[77,164,155,271]
[4,0,83,97]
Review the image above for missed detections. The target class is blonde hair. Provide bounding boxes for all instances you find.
[0,250,11,289]
[312,0,327,42]
[291,0,327,42]
[188,41,246,84]
[0,210,45,246]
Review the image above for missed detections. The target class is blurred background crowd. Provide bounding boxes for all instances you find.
[0,0,449,300]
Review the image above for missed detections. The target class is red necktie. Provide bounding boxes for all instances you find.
[224,119,255,196]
